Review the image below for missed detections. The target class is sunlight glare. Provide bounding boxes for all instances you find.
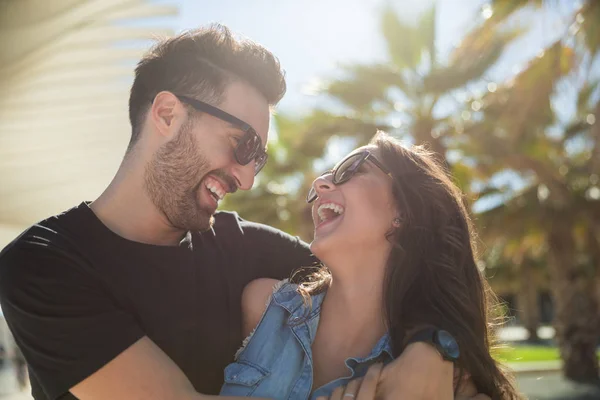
[482,4,493,20]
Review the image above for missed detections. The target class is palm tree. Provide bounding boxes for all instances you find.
[464,0,600,380]
[307,2,524,164]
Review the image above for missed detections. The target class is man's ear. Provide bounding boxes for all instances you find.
[150,91,185,138]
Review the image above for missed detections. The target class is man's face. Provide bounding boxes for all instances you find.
[144,81,270,232]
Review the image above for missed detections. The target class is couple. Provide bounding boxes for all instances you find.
[0,25,520,400]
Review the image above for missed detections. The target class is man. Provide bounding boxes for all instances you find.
[0,25,484,399]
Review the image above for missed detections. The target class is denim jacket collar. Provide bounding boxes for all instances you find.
[271,282,394,362]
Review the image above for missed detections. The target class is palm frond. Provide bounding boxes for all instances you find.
[579,0,600,55]
[424,28,522,94]
[380,4,426,70]
[324,64,410,110]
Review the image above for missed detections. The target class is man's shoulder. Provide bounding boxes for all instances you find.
[0,203,89,271]
[212,210,288,236]
[209,210,312,259]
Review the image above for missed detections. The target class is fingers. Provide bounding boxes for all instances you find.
[315,363,384,400]
[344,376,363,399]
[328,385,346,400]
[356,363,383,400]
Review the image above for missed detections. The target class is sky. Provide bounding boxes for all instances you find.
[164,0,577,115]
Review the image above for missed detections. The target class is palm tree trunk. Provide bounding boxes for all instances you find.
[548,216,599,382]
[588,223,600,324]
[518,261,540,342]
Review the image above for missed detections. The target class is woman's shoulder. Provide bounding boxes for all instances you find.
[241,278,294,336]
[242,277,293,303]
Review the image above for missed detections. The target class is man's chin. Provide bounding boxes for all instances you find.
[196,215,215,233]
[186,209,215,233]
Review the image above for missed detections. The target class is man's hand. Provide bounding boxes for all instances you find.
[376,342,454,399]
[317,343,491,400]
[315,363,383,400]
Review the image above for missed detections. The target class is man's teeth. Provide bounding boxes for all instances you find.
[206,183,225,201]
[317,203,345,222]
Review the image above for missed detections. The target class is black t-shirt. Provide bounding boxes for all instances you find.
[0,202,315,399]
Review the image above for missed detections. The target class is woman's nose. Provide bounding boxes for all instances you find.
[313,174,335,194]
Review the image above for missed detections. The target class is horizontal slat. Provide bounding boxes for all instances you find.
[0,0,179,230]
[0,66,133,92]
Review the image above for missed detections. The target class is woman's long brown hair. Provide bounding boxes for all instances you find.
[294,131,521,399]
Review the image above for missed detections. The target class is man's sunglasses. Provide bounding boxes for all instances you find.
[176,95,268,175]
[307,150,392,203]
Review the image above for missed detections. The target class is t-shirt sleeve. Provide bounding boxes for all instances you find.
[0,242,144,400]
[237,217,318,281]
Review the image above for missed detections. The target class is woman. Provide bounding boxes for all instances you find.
[220,131,521,399]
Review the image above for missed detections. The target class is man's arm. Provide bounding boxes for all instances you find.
[0,242,255,400]
[70,337,262,400]
[70,336,204,399]
[236,215,316,281]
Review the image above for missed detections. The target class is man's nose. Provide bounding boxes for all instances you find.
[231,161,255,191]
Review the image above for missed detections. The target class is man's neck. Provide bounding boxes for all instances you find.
[91,163,187,247]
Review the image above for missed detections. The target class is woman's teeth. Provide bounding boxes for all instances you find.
[317,203,345,222]
[206,182,225,201]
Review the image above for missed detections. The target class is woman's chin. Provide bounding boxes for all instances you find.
[309,233,341,261]
[309,236,328,259]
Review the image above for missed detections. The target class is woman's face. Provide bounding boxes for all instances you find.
[309,145,398,259]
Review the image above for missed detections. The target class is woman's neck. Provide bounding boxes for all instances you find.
[316,245,390,350]
[310,253,389,390]
[319,271,387,345]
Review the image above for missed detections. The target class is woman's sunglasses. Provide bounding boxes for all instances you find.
[176,95,268,175]
[306,150,392,203]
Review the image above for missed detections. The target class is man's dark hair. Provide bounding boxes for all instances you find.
[127,24,286,149]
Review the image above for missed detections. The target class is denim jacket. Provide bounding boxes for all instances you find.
[220,280,393,399]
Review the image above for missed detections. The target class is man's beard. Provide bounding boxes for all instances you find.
[144,118,215,233]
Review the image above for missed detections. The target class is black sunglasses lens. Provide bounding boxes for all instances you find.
[306,153,366,203]
[254,153,268,175]
[334,153,365,184]
[236,131,261,164]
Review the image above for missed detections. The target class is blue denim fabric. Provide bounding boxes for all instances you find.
[220,281,393,399]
